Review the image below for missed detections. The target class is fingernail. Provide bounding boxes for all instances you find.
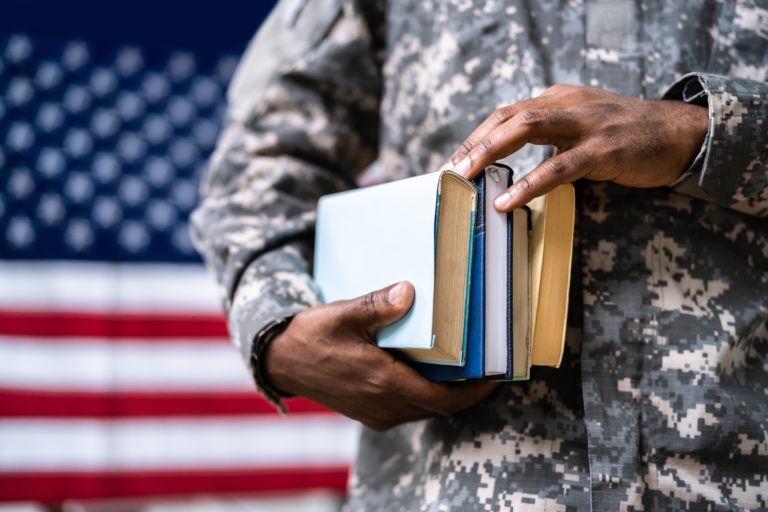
[441,159,455,172]
[452,158,471,177]
[388,282,405,306]
[494,191,514,210]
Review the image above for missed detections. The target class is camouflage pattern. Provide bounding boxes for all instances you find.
[191,0,768,510]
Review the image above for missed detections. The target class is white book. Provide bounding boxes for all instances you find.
[482,165,531,379]
[484,166,511,376]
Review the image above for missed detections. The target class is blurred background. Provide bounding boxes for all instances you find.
[0,2,357,510]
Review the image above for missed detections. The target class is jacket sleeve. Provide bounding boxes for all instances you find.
[190,0,385,364]
[662,73,768,218]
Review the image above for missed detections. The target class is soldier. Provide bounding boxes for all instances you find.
[192,1,768,510]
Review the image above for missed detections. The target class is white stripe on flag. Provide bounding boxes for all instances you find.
[0,261,221,313]
[0,417,359,471]
[0,337,254,391]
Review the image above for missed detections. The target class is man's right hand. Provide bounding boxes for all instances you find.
[263,281,497,431]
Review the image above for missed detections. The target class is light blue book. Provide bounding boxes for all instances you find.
[313,170,476,365]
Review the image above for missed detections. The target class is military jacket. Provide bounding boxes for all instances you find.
[191,0,768,510]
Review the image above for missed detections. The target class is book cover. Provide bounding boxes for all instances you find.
[314,172,443,350]
[485,164,516,380]
[314,170,476,365]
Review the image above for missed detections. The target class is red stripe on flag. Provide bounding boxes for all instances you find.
[0,388,331,417]
[0,310,228,338]
[0,467,350,502]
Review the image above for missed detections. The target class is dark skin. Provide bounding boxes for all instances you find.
[265,281,498,431]
[446,84,709,207]
[265,84,708,431]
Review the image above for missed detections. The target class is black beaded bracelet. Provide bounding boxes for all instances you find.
[249,315,295,414]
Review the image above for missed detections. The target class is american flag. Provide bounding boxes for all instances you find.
[0,28,356,504]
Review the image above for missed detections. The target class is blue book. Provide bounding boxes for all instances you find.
[415,175,486,380]
[416,164,527,381]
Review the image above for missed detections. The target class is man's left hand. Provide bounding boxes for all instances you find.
[445,84,708,211]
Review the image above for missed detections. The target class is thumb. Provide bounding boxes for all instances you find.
[341,281,414,336]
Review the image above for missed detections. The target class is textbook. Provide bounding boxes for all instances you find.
[313,166,574,379]
[482,179,573,379]
[483,166,531,380]
[415,165,529,381]
[314,170,476,365]
[414,171,491,380]
[528,183,575,369]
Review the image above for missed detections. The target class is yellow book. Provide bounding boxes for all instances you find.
[528,184,575,369]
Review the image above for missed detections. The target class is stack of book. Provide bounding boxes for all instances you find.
[313,164,575,381]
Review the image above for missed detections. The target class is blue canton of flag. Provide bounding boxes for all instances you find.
[0,33,236,262]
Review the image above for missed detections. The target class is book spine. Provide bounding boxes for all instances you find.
[487,164,515,381]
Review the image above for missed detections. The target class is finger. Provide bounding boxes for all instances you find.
[388,361,499,416]
[443,96,563,173]
[493,148,589,211]
[452,108,579,179]
[337,281,415,336]
[361,409,435,432]
[444,380,499,413]
[411,380,499,416]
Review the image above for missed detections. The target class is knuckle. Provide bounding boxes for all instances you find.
[569,149,590,169]
[459,140,474,156]
[515,109,539,128]
[542,157,568,177]
[477,137,493,155]
[360,291,381,320]
[492,107,513,124]
[517,176,533,194]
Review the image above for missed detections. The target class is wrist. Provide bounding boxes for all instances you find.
[250,316,296,412]
[661,99,708,179]
[262,325,299,397]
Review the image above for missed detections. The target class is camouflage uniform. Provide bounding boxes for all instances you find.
[191,0,768,510]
